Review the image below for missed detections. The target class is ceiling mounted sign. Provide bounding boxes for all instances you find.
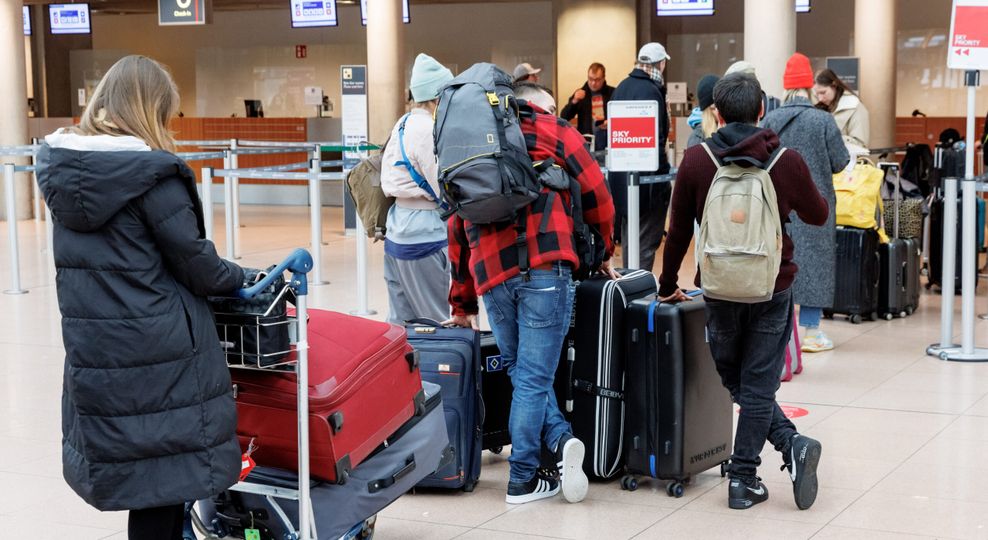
[158,0,211,26]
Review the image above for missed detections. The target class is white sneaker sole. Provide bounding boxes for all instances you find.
[505,485,560,505]
[560,438,588,503]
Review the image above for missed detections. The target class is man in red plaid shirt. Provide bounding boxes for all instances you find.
[445,83,617,505]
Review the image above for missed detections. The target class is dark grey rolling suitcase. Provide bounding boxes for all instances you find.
[879,163,922,320]
[195,382,449,540]
[826,226,881,324]
[555,270,658,479]
[621,294,733,497]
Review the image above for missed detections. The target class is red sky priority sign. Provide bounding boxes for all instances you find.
[607,100,660,172]
[948,0,988,70]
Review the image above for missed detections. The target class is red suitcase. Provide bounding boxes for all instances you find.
[231,309,424,484]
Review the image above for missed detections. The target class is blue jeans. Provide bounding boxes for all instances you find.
[705,288,799,480]
[484,264,576,484]
[798,306,823,329]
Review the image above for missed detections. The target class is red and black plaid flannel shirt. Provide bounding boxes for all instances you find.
[447,103,616,316]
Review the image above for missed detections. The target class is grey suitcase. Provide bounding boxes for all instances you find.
[195,382,449,540]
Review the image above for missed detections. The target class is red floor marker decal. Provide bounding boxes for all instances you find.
[780,405,809,419]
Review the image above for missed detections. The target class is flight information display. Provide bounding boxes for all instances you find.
[291,0,338,28]
[49,4,91,35]
[23,6,31,36]
[656,0,714,16]
[796,0,810,13]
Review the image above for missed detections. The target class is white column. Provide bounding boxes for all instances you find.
[0,0,30,220]
[366,0,404,145]
[744,0,796,99]
[855,0,897,148]
[554,0,636,101]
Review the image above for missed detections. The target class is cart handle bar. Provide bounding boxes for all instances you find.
[237,249,313,298]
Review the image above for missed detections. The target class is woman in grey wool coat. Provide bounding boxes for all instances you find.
[762,53,850,353]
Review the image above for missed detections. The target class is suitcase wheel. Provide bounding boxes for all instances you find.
[720,462,728,478]
[883,313,894,321]
[463,480,477,493]
[620,475,639,492]
[489,446,504,455]
[666,482,685,498]
[899,311,907,318]
[850,314,863,325]
[906,306,915,316]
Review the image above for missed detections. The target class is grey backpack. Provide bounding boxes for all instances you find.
[433,63,540,224]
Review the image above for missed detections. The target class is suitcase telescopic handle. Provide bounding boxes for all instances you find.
[405,318,444,328]
[237,249,313,298]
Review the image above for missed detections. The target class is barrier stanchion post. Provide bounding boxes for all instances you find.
[313,144,328,246]
[31,138,41,223]
[941,69,988,362]
[929,177,959,357]
[308,158,327,285]
[230,139,241,259]
[201,167,214,241]
[626,171,640,270]
[3,163,27,295]
[223,151,235,260]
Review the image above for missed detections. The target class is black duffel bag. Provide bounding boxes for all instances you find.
[210,266,293,367]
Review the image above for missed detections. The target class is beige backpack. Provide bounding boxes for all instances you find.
[697,143,785,303]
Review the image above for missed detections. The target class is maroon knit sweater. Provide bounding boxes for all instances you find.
[658,124,829,298]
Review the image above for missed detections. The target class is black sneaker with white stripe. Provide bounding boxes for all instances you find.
[728,476,769,510]
[782,434,822,510]
[505,471,560,504]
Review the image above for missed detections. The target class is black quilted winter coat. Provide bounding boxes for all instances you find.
[35,140,244,511]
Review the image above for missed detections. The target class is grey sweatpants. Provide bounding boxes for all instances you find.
[383,248,451,325]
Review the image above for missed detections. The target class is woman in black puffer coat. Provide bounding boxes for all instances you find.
[35,55,244,540]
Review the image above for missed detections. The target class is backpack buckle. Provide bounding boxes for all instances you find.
[486,92,500,106]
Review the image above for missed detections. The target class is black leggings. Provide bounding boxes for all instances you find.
[128,503,185,540]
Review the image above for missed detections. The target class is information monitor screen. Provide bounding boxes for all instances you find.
[23,6,31,36]
[656,0,714,16]
[49,3,90,35]
[796,0,810,13]
[291,0,338,28]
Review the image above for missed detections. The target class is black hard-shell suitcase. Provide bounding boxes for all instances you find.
[480,331,512,453]
[928,195,983,292]
[622,294,733,497]
[406,322,482,491]
[195,382,448,540]
[827,226,880,324]
[555,270,658,479]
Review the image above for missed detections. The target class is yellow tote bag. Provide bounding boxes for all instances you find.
[834,161,889,242]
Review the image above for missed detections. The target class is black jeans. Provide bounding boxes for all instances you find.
[128,503,185,540]
[704,288,798,480]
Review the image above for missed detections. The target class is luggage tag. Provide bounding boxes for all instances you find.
[244,509,261,540]
[239,438,259,482]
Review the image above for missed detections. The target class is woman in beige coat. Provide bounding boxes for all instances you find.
[814,68,870,149]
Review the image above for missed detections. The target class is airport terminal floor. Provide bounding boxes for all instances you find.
[3,206,988,539]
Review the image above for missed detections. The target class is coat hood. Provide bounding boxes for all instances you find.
[36,131,194,233]
[707,123,781,168]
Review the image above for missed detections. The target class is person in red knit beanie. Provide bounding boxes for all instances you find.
[763,53,850,354]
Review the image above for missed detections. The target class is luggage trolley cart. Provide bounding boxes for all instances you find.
[191,249,374,540]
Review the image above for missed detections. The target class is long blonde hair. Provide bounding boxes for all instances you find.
[75,56,180,152]
[701,106,719,139]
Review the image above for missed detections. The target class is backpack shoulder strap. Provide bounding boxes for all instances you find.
[700,142,721,167]
[396,113,446,209]
[766,147,787,172]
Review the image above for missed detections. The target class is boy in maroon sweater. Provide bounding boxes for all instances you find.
[658,74,826,511]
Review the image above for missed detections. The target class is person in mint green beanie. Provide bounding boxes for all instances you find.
[380,53,455,324]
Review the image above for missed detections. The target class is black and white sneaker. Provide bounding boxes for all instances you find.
[554,433,588,503]
[728,476,769,510]
[782,434,822,510]
[505,471,559,505]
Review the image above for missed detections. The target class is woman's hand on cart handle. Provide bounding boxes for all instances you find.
[237,249,313,299]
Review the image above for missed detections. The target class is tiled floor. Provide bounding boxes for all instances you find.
[4,205,988,539]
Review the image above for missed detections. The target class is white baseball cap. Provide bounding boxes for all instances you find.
[513,62,542,81]
[638,42,671,64]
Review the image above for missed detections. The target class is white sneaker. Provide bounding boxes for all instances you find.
[801,331,833,353]
[556,434,588,503]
